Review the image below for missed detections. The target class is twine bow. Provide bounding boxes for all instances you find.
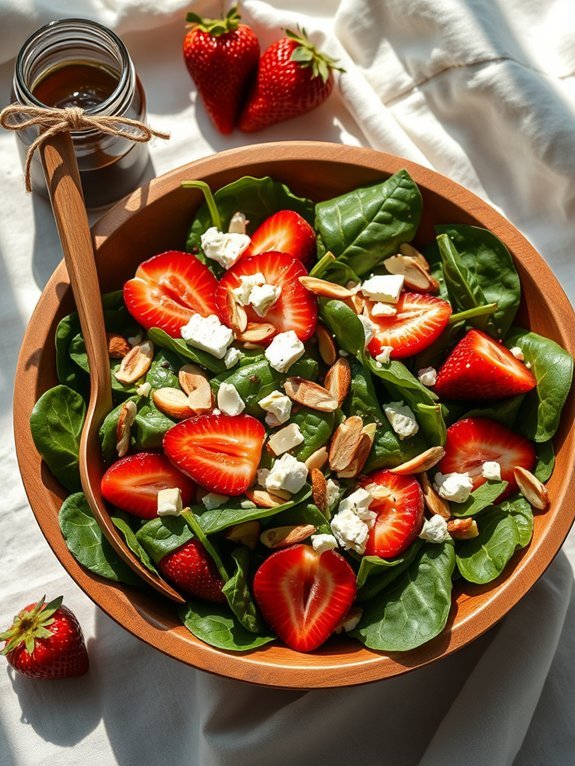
[0,103,171,191]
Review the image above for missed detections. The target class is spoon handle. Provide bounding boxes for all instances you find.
[40,132,185,604]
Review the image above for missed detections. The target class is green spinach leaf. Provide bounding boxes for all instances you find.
[534,440,554,482]
[222,547,268,634]
[135,515,194,564]
[148,328,228,374]
[180,600,275,651]
[451,480,508,518]
[111,511,157,573]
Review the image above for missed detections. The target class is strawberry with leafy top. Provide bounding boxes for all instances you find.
[253,545,357,652]
[366,292,452,359]
[216,251,318,341]
[183,5,260,134]
[101,452,196,518]
[242,210,316,265]
[434,329,537,400]
[437,417,536,494]
[239,28,342,132]
[163,413,266,496]
[360,471,424,558]
[1,597,89,679]
[123,251,219,338]
[158,540,226,603]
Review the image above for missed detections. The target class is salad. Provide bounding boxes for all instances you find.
[30,171,573,654]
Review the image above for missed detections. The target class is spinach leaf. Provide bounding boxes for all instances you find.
[99,395,141,464]
[30,384,86,492]
[356,541,422,591]
[182,510,230,582]
[291,407,335,461]
[196,488,311,535]
[506,328,573,442]
[222,547,268,634]
[132,402,175,450]
[314,170,422,277]
[450,480,508,518]
[148,328,228,374]
[500,496,533,548]
[352,542,455,651]
[111,512,157,573]
[59,493,141,585]
[456,395,526,429]
[319,299,366,356]
[534,440,554,482]
[271,502,331,535]
[180,600,275,651]
[135,515,194,564]
[55,312,88,395]
[145,350,182,390]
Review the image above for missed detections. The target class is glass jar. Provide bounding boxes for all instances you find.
[12,18,150,208]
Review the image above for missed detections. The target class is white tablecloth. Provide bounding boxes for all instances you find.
[1,1,574,764]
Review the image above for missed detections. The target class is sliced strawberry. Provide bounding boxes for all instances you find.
[360,470,424,558]
[123,251,219,338]
[101,452,196,518]
[157,539,226,603]
[366,292,452,359]
[434,329,537,400]
[253,544,357,652]
[163,413,265,496]
[437,417,536,495]
[216,251,317,341]
[242,210,316,266]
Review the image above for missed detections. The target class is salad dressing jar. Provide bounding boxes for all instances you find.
[11,18,150,208]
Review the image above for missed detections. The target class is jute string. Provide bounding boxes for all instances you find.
[0,103,170,191]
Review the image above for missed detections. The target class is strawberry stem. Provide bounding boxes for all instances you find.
[185,5,241,36]
[0,596,63,656]
[182,180,222,231]
[449,303,498,325]
[286,27,344,81]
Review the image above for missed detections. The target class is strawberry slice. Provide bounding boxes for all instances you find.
[437,417,536,495]
[216,251,317,341]
[242,210,316,266]
[123,251,219,338]
[360,470,424,558]
[101,452,196,518]
[253,544,357,652]
[158,539,226,603]
[163,413,265,496]
[366,292,452,359]
[434,329,537,400]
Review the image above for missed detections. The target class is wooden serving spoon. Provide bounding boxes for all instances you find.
[39,132,185,604]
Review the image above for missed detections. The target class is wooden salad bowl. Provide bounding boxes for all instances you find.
[14,141,575,688]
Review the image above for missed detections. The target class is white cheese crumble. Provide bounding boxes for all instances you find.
[233,272,265,305]
[481,461,502,481]
[371,302,397,317]
[265,453,308,494]
[200,226,251,269]
[419,515,451,544]
[417,366,437,387]
[249,283,281,317]
[325,478,340,510]
[383,401,419,439]
[267,423,304,456]
[217,382,245,416]
[338,488,375,525]
[358,314,377,346]
[434,471,474,503]
[361,274,404,303]
[509,346,524,361]
[265,330,305,373]
[136,381,152,397]
[181,313,234,359]
[311,533,338,554]
[223,346,242,369]
[375,346,394,364]
[157,487,183,517]
[201,492,229,510]
[258,390,292,427]
[330,508,371,554]
[228,211,249,235]
[335,608,363,633]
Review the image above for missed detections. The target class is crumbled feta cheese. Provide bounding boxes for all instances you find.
[265,453,308,494]
[265,330,305,372]
[223,346,242,369]
[240,499,256,509]
[361,274,404,303]
[232,273,266,305]
[330,508,371,554]
[201,492,229,510]
[509,346,524,361]
[258,390,292,427]
[371,302,397,317]
[311,533,338,554]
[375,346,394,364]
[481,461,502,481]
[128,333,143,347]
[249,283,281,317]
[336,608,363,633]
[228,211,248,235]
[157,487,183,517]
[419,515,451,544]
[384,401,419,439]
[267,423,304,456]
[326,479,340,510]
[434,471,474,503]
[338,488,375,525]
[212,408,221,415]
[200,226,251,269]
[136,381,152,397]
[339,349,349,357]
[217,382,245,416]
[417,366,437,387]
[525,361,532,369]
[181,313,234,359]
[358,314,377,346]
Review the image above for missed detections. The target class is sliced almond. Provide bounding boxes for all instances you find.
[513,466,550,510]
[363,481,393,502]
[227,292,248,333]
[225,521,261,550]
[152,387,193,420]
[236,322,276,344]
[304,446,329,472]
[336,423,375,478]
[107,332,131,359]
[399,242,431,271]
[324,357,351,407]
[260,524,316,549]
[390,446,446,475]
[329,415,364,471]
[311,469,328,514]
[447,518,479,540]
[420,473,451,519]
[383,254,439,293]
[178,364,214,414]
[283,377,338,412]
[115,340,154,384]
[115,400,137,457]
[299,276,355,300]
[316,323,337,366]
[244,488,290,508]
[344,292,365,315]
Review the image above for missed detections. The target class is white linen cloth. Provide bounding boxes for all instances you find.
[0,1,574,764]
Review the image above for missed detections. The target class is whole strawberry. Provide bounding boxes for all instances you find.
[1,596,89,679]
[183,5,260,134]
[239,28,342,132]
[158,539,226,603]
